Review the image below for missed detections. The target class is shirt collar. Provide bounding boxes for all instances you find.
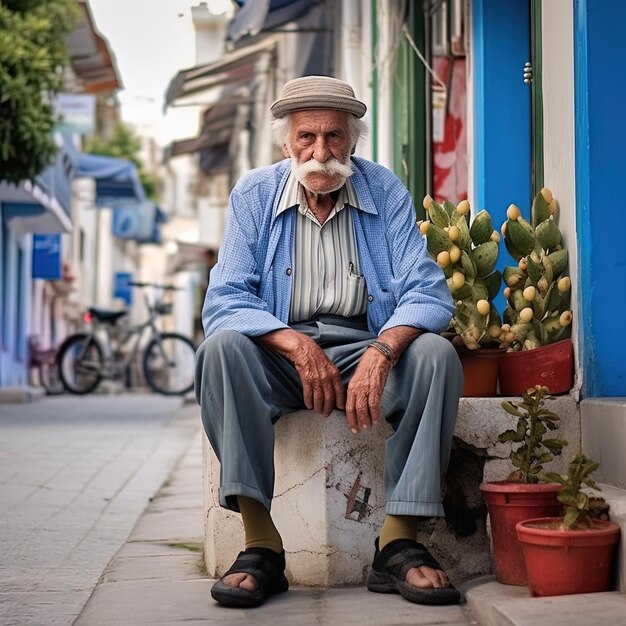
[275,171,361,217]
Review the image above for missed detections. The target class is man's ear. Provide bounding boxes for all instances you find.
[282,144,290,158]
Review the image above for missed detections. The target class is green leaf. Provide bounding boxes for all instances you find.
[563,508,581,529]
[498,430,522,443]
[501,402,524,418]
[576,492,589,510]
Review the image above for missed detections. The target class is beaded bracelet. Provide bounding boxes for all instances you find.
[368,340,398,366]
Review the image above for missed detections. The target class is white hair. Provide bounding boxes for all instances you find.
[271,112,369,152]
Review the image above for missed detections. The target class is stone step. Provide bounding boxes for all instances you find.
[0,386,45,404]
[464,578,626,626]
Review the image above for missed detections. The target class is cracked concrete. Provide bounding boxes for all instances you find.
[203,396,581,586]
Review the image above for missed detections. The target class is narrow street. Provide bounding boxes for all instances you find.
[0,394,200,626]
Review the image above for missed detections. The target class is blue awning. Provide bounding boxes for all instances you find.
[75,152,145,206]
[0,133,76,234]
[228,0,316,43]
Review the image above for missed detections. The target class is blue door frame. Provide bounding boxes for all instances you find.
[574,0,626,396]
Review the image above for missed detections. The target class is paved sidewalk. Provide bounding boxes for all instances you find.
[0,395,199,626]
[73,405,626,626]
[77,426,475,626]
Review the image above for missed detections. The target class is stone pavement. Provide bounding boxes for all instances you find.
[77,406,626,626]
[0,395,199,626]
[77,426,475,626]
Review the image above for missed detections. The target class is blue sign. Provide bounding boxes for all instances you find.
[32,234,62,280]
[112,207,139,239]
[113,272,133,306]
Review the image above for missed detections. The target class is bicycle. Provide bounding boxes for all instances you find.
[56,281,197,396]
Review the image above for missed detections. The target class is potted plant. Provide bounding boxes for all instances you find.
[499,188,574,395]
[516,453,620,597]
[420,196,505,396]
[480,385,568,585]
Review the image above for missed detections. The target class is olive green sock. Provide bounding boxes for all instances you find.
[379,514,418,550]
[237,496,283,554]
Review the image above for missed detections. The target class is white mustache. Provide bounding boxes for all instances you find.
[292,157,353,181]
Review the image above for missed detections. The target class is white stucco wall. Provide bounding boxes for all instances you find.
[541,0,580,391]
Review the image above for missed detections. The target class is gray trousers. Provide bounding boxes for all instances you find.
[195,316,463,518]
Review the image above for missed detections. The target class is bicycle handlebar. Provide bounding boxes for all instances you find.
[128,281,182,291]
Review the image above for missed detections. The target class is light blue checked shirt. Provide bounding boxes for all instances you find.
[202,157,454,338]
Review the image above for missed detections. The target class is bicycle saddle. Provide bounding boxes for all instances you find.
[88,307,128,323]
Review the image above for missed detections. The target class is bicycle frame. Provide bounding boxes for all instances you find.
[82,290,171,381]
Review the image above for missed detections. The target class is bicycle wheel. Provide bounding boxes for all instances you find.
[57,334,104,394]
[142,332,196,396]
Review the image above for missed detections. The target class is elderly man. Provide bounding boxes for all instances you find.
[195,76,463,608]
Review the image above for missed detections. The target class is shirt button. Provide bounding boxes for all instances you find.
[367,294,374,302]
[286,268,292,276]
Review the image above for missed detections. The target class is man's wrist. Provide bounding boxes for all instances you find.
[367,340,398,366]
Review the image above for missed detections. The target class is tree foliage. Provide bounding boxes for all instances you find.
[85,123,160,200]
[0,0,79,184]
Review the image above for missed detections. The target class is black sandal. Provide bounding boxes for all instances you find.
[210,547,289,608]
[366,538,461,605]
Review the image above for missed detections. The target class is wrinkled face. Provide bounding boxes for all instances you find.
[283,110,353,195]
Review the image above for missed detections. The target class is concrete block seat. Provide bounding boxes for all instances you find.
[203,396,580,587]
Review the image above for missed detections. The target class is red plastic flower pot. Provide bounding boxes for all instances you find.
[480,482,562,585]
[498,339,574,396]
[516,517,621,597]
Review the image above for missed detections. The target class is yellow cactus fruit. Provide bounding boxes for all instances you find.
[560,310,573,326]
[506,204,521,220]
[519,307,534,323]
[476,299,490,316]
[503,287,511,299]
[501,323,511,332]
[419,220,430,235]
[490,230,500,243]
[506,273,521,288]
[501,222,507,236]
[523,286,537,301]
[549,198,558,215]
[557,276,571,293]
[502,331,516,343]
[448,225,460,241]
[451,271,465,288]
[540,187,554,205]
[518,257,528,271]
[423,195,433,210]
[437,250,451,267]
[488,324,502,339]
[457,199,470,215]
[449,245,462,264]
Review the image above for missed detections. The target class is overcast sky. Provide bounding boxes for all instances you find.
[88,0,231,145]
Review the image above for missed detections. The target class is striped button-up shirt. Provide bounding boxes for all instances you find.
[276,173,367,323]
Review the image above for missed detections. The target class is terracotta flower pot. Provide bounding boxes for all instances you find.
[516,517,621,597]
[499,339,574,396]
[452,337,505,397]
[479,482,562,585]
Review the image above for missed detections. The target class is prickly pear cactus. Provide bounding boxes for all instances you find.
[500,188,573,351]
[419,196,502,350]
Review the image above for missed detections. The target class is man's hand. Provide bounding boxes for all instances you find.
[345,348,391,433]
[254,328,345,417]
[347,325,425,433]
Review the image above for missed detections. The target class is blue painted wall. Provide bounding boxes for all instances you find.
[574,0,626,396]
[472,0,531,312]
[0,206,31,387]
